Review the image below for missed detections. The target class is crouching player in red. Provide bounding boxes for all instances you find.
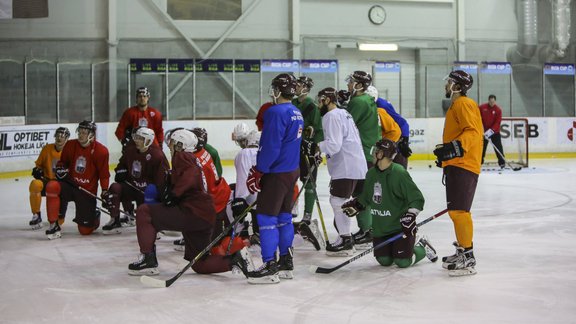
[101,127,170,234]
[45,121,110,239]
[128,129,252,277]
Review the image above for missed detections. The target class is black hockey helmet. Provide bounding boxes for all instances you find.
[191,127,208,149]
[317,87,338,104]
[371,138,397,160]
[446,70,473,94]
[297,76,314,89]
[55,127,70,139]
[271,73,297,96]
[345,71,372,90]
[337,89,351,106]
[136,87,150,97]
[77,120,97,134]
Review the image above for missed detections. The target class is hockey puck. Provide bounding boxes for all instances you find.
[14,178,19,181]
[428,165,432,168]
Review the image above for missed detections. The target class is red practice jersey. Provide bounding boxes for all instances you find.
[115,106,164,145]
[59,139,110,195]
[194,148,231,213]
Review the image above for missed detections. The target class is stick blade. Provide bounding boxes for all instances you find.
[314,266,334,274]
[140,275,167,288]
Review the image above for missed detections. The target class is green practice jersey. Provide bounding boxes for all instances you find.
[292,96,324,143]
[346,93,380,162]
[357,163,425,237]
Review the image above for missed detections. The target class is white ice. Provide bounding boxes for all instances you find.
[1,159,576,324]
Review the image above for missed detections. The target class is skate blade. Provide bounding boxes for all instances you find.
[102,228,122,235]
[173,245,185,252]
[128,268,159,276]
[46,232,62,240]
[30,223,43,230]
[448,267,477,277]
[428,256,439,262]
[247,274,280,284]
[325,249,355,257]
[278,270,294,279]
[354,243,371,250]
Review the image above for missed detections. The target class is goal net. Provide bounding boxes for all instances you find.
[483,117,529,168]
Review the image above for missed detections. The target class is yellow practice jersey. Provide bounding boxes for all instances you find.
[442,96,484,174]
[34,143,63,180]
[377,108,401,142]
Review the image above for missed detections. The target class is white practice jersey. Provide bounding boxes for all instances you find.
[234,147,258,204]
[318,108,367,180]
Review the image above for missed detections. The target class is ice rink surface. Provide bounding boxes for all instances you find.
[1,159,575,324]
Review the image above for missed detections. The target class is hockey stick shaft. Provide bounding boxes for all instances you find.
[313,208,448,274]
[489,140,521,171]
[140,202,256,288]
[303,156,329,243]
[71,182,135,218]
[124,180,145,195]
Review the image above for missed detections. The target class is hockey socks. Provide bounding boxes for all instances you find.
[256,213,279,263]
[277,212,294,256]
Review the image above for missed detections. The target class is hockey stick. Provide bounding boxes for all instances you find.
[489,141,522,171]
[124,180,145,194]
[310,208,448,274]
[303,156,330,244]
[140,202,256,288]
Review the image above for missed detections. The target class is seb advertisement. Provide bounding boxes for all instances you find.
[0,125,57,159]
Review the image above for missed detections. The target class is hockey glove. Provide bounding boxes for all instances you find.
[433,140,463,164]
[231,198,249,218]
[32,167,44,180]
[484,129,494,139]
[114,167,128,183]
[101,190,115,212]
[400,210,419,238]
[161,187,179,207]
[398,136,412,158]
[341,198,365,218]
[55,162,69,180]
[246,166,263,194]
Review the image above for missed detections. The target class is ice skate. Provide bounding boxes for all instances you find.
[308,219,326,250]
[102,217,122,235]
[229,247,254,278]
[247,260,280,284]
[278,248,294,279]
[128,251,159,276]
[326,235,355,257]
[352,229,372,250]
[120,212,136,227]
[416,236,438,262]
[297,222,321,251]
[45,222,62,240]
[29,212,43,230]
[443,244,477,277]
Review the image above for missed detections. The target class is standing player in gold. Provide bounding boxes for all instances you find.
[433,70,483,276]
[28,127,70,229]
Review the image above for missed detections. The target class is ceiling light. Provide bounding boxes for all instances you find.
[358,43,398,51]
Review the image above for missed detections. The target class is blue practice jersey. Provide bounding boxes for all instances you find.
[257,102,304,173]
[376,97,409,137]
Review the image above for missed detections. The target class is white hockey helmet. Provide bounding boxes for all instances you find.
[365,85,379,102]
[232,122,250,147]
[246,130,261,148]
[132,127,155,150]
[170,129,197,153]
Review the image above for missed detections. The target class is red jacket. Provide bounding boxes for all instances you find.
[170,151,216,225]
[115,106,164,145]
[479,103,502,133]
[194,148,231,213]
[59,139,110,195]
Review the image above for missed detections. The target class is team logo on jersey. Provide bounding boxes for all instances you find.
[372,181,382,204]
[146,153,151,161]
[132,160,142,179]
[75,156,87,174]
[138,117,148,127]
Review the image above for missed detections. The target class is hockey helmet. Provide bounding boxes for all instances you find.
[365,86,379,102]
[191,127,208,149]
[337,89,351,106]
[270,73,297,97]
[170,129,197,153]
[232,122,250,147]
[371,138,397,160]
[132,127,155,150]
[345,71,372,90]
[316,87,338,105]
[136,87,150,97]
[445,70,473,95]
[246,130,261,148]
[55,127,70,139]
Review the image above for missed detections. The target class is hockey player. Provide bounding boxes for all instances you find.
[28,127,70,229]
[315,87,367,256]
[193,127,223,177]
[101,127,170,234]
[342,138,438,268]
[479,94,506,168]
[45,121,110,239]
[345,71,380,248]
[433,70,483,276]
[292,76,323,225]
[245,73,303,284]
[173,128,232,253]
[115,87,164,148]
[366,86,412,168]
[128,129,252,277]
[256,102,274,131]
